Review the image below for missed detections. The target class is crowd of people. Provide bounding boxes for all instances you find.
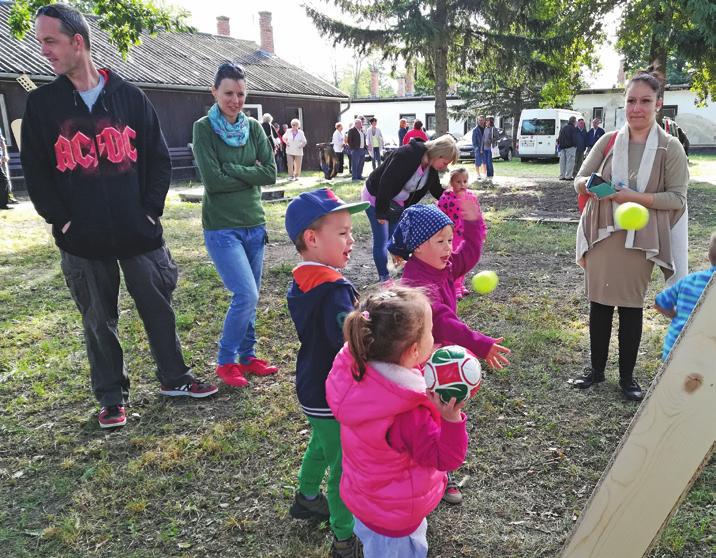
[15,4,709,558]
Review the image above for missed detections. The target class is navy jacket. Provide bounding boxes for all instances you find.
[587,126,606,148]
[575,127,588,151]
[557,123,577,149]
[287,263,358,418]
[21,69,170,259]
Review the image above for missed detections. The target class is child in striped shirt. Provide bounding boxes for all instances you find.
[654,231,716,360]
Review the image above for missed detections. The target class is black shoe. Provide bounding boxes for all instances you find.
[621,379,644,401]
[331,534,363,558]
[0,205,10,210]
[572,368,605,389]
[289,492,330,521]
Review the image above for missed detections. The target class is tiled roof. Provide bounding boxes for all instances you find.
[0,3,348,99]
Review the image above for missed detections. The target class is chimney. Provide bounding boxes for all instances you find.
[216,16,230,37]
[405,66,414,96]
[370,68,379,98]
[259,11,275,54]
[397,77,405,97]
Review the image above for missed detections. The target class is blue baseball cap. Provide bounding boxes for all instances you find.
[285,188,370,243]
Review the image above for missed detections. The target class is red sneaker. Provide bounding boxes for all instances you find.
[98,405,127,429]
[159,379,219,398]
[237,357,278,377]
[215,363,249,387]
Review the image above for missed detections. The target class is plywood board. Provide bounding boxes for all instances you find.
[561,276,716,558]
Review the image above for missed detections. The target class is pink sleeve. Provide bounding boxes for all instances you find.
[387,406,468,472]
[432,300,496,358]
[451,218,487,279]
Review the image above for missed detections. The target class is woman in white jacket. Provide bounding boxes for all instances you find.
[283,118,308,180]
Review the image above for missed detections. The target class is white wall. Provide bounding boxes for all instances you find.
[573,89,716,146]
[342,98,469,142]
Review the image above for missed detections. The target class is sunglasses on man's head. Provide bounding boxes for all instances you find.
[36,5,81,37]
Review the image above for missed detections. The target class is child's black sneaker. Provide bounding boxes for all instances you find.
[331,534,363,558]
[289,491,330,521]
[159,378,218,398]
[98,405,126,429]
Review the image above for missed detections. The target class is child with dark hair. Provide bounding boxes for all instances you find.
[284,188,369,558]
[327,286,469,557]
[655,232,716,359]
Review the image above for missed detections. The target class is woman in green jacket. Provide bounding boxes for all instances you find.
[193,63,278,387]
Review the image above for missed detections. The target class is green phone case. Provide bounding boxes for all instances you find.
[587,174,616,198]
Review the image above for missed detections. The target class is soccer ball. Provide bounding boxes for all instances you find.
[423,345,482,403]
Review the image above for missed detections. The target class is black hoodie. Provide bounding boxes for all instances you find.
[21,69,171,259]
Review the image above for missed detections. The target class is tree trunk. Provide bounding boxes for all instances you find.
[432,0,449,135]
[648,5,672,124]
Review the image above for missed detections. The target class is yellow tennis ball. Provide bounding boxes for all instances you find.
[615,202,649,231]
[471,270,499,295]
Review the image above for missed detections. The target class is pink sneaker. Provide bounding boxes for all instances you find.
[98,405,127,429]
[442,472,463,505]
[215,364,249,387]
[237,357,279,377]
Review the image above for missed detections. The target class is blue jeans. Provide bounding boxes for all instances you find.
[366,204,398,282]
[351,147,366,180]
[371,147,382,169]
[483,148,494,177]
[203,225,265,365]
[473,147,483,167]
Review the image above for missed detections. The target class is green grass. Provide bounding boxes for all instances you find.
[0,175,714,557]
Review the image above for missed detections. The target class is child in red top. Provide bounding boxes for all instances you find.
[437,167,481,298]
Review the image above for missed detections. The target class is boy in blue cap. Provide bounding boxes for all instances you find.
[284,188,369,558]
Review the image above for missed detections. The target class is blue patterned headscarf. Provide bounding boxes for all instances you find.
[388,204,453,259]
[208,103,249,147]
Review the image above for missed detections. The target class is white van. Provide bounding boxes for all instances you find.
[517,108,583,161]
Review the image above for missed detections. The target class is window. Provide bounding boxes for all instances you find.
[0,94,11,147]
[662,105,678,119]
[242,104,263,121]
[520,118,556,136]
[592,107,604,122]
[425,113,436,131]
[285,107,304,128]
[400,113,416,126]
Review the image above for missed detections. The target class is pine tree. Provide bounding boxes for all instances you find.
[305,0,614,135]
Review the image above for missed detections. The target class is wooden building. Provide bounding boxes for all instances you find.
[0,3,348,187]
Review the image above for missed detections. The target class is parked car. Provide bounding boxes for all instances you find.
[457,127,514,161]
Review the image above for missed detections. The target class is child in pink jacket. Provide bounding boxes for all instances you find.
[437,167,480,299]
[388,201,510,505]
[326,286,468,557]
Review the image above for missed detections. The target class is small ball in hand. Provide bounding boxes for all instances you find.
[615,202,649,231]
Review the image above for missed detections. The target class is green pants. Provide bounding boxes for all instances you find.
[298,416,354,540]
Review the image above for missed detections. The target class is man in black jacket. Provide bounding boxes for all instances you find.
[346,118,366,181]
[557,116,578,180]
[22,4,217,429]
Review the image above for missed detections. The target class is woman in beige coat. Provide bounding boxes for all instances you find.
[282,118,308,180]
[571,71,688,401]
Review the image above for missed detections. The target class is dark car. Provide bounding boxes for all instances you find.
[456,127,514,161]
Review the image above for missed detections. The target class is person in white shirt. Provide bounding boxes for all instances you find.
[365,118,385,170]
[332,122,345,174]
[283,118,308,180]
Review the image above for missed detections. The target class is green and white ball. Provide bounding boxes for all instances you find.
[424,345,482,403]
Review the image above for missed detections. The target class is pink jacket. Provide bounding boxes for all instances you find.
[437,190,479,247]
[401,218,495,358]
[326,345,467,537]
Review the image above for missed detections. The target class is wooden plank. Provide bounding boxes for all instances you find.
[561,277,716,558]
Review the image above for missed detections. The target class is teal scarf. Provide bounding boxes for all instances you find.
[208,103,249,147]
